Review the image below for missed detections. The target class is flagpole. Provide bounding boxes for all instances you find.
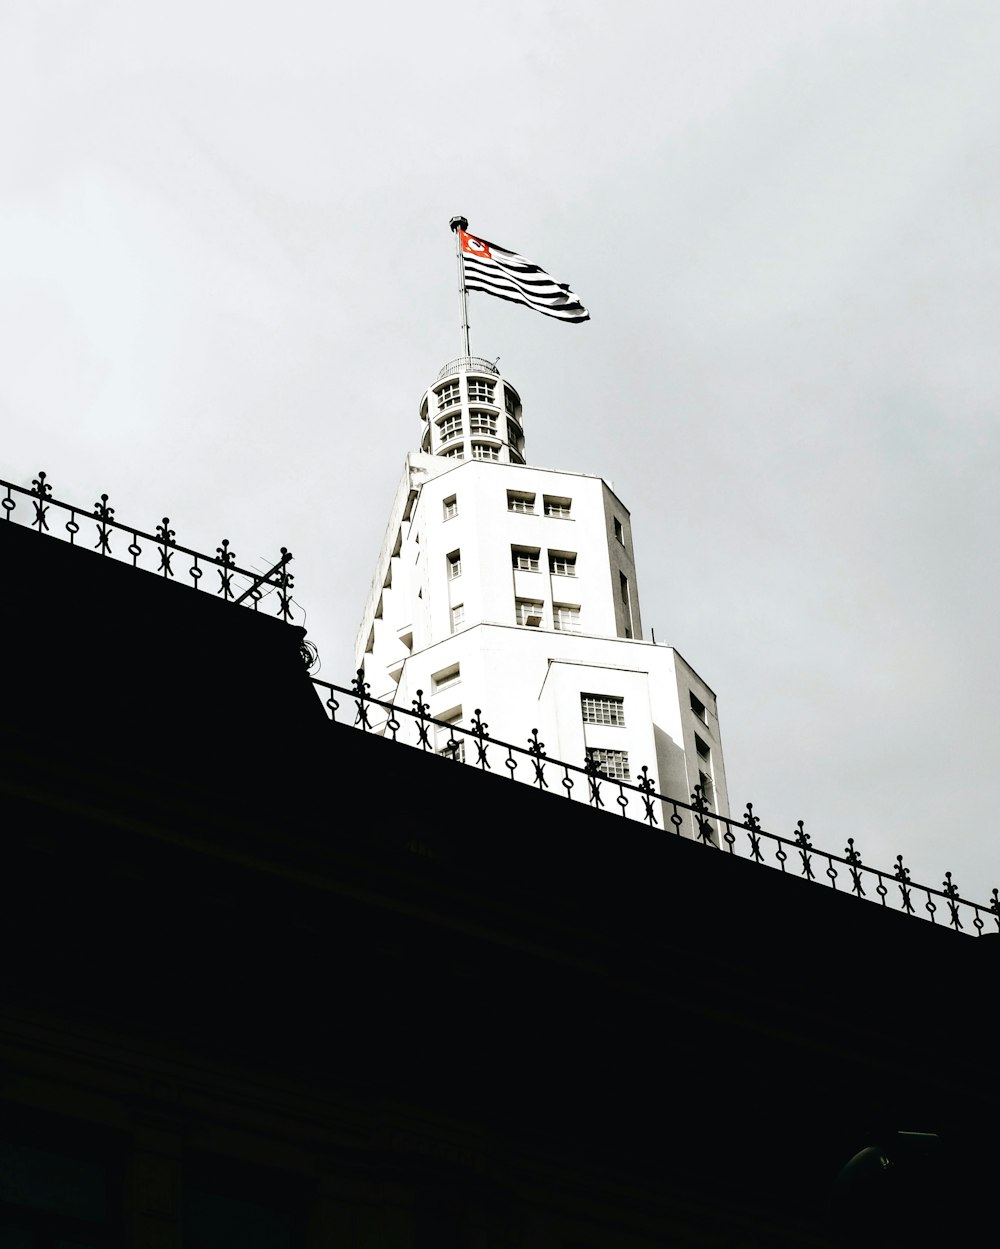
[449,215,471,358]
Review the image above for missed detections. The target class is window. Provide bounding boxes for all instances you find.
[588,747,630,781]
[432,664,460,692]
[446,549,461,579]
[469,410,498,436]
[504,387,517,415]
[620,571,633,639]
[549,552,576,576]
[613,516,624,543]
[443,495,458,520]
[442,446,464,460]
[695,734,711,762]
[512,547,540,572]
[507,490,535,514]
[581,694,625,726]
[436,710,466,762]
[690,691,707,722]
[699,770,715,805]
[515,598,543,627]
[543,495,572,518]
[471,442,499,461]
[467,379,495,403]
[553,603,581,633]
[436,381,460,410]
[450,603,465,631]
[438,412,463,442]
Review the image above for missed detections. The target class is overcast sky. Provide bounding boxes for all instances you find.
[3,0,998,903]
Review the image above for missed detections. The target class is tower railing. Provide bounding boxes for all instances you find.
[436,356,500,381]
[1,471,296,621]
[312,671,1000,938]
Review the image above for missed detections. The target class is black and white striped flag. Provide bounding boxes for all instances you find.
[459,228,590,323]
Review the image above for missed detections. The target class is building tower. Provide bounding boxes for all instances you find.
[355,354,729,829]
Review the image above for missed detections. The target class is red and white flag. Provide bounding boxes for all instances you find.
[459,228,590,323]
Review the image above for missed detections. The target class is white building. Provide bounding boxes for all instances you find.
[355,356,729,832]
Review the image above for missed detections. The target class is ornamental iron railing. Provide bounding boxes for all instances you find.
[436,356,500,381]
[313,671,1000,938]
[2,471,295,621]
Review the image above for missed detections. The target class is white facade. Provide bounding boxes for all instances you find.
[355,357,729,832]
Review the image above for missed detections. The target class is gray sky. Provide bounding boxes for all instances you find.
[3,0,998,903]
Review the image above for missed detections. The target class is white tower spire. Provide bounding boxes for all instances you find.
[355,362,730,832]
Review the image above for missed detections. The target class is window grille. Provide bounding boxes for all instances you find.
[451,604,465,631]
[469,411,498,436]
[467,379,495,403]
[543,496,572,518]
[436,381,461,410]
[549,553,576,576]
[581,694,625,726]
[438,413,463,442]
[443,446,464,460]
[515,599,543,626]
[471,443,499,461]
[447,550,462,579]
[512,548,540,572]
[553,604,581,633]
[443,495,458,520]
[588,748,630,782]
[507,491,535,514]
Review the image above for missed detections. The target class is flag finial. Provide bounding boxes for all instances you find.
[449,215,468,233]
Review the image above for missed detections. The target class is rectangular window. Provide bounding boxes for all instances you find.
[446,550,462,579]
[699,770,715,805]
[436,709,465,762]
[470,414,497,437]
[443,494,458,520]
[507,490,536,514]
[432,664,460,692]
[588,747,630,782]
[620,571,633,639]
[450,603,465,631]
[467,379,495,404]
[438,413,463,442]
[695,734,711,762]
[690,691,707,722]
[469,410,498,435]
[543,495,572,518]
[613,516,624,543]
[471,442,499,461]
[512,546,540,572]
[436,381,460,410]
[504,388,516,415]
[443,446,464,460]
[549,552,576,576]
[515,598,544,627]
[581,694,625,726]
[553,603,581,633]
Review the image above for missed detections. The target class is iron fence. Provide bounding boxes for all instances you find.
[313,670,1000,938]
[436,356,500,381]
[2,471,295,621]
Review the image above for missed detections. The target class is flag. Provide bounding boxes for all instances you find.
[459,228,590,323]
